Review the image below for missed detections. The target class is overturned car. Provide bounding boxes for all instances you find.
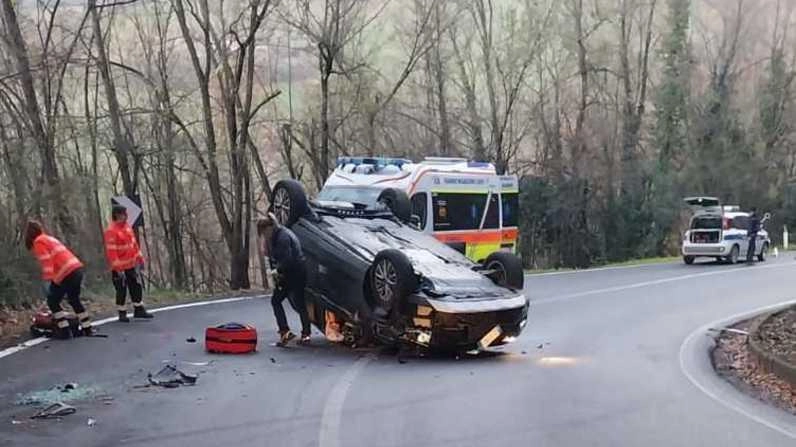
[268,179,529,351]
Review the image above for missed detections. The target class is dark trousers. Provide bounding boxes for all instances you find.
[112,268,143,306]
[47,269,86,314]
[746,234,758,262]
[271,265,311,336]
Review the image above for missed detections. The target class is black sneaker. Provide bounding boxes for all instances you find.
[118,310,130,323]
[298,334,311,345]
[133,306,154,319]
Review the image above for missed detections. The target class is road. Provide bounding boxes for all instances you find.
[2,257,796,446]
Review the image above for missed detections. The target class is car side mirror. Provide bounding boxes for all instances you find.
[410,214,422,229]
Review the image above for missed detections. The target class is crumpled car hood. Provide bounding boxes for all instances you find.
[319,215,516,299]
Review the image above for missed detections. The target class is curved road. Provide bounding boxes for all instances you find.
[2,257,796,446]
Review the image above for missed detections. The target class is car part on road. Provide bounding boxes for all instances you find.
[186,337,197,343]
[148,364,197,388]
[205,322,258,354]
[377,188,412,223]
[31,402,76,419]
[483,251,524,289]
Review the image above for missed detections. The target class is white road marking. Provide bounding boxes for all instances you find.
[532,262,792,305]
[526,261,673,277]
[318,352,377,447]
[0,295,262,360]
[679,300,796,439]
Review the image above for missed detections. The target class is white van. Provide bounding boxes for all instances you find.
[319,157,519,262]
[681,197,770,264]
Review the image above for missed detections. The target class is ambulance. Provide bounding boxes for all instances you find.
[318,156,520,263]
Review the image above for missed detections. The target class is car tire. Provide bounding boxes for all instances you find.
[377,188,412,223]
[727,245,740,264]
[484,251,525,290]
[758,243,768,262]
[270,179,309,227]
[683,256,695,265]
[370,249,418,316]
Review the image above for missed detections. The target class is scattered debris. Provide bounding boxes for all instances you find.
[31,402,76,420]
[186,337,197,343]
[11,419,24,425]
[16,383,101,406]
[148,364,197,388]
[270,357,276,364]
[398,357,408,364]
[536,344,544,349]
[521,351,528,355]
[87,418,96,427]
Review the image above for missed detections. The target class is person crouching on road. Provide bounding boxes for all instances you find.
[258,213,311,346]
[746,207,762,263]
[104,205,153,322]
[24,220,92,339]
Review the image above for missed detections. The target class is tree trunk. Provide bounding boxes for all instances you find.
[0,0,73,234]
[89,0,136,196]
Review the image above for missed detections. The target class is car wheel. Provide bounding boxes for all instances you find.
[377,188,412,223]
[728,245,740,264]
[270,179,309,227]
[683,256,695,265]
[758,243,768,262]
[370,249,417,316]
[484,251,524,289]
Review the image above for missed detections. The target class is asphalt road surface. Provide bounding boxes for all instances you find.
[3,256,796,446]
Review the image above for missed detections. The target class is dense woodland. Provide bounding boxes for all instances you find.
[2,0,796,305]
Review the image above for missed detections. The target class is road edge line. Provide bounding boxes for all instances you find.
[0,294,263,360]
[679,300,796,439]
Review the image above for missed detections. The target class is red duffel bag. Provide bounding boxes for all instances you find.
[205,322,257,354]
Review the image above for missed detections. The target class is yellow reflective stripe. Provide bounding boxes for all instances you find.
[133,302,144,307]
[57,320,70,328]
[53,311,68,319]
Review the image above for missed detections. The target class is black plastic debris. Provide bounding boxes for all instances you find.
[186,337,197,343]
[31,402,76,420]
[147,364,197,388]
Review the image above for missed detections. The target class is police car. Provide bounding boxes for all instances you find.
[681,197,770,264]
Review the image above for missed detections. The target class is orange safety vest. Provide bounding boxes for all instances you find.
[32,234,84,285]
[104,221,144,272]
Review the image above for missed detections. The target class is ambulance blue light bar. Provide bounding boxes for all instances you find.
[336,156,412,169]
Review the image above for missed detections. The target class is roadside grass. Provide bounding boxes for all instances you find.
[525,256,680,275]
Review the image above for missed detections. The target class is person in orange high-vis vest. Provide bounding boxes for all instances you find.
[24,220,92,339]
[105,205,153,322]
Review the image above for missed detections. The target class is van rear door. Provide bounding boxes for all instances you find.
[684,197,722,214]
[684,197,723,244]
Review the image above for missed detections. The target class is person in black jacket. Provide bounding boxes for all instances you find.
[746,208,762,263]
[258,213,312,346]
